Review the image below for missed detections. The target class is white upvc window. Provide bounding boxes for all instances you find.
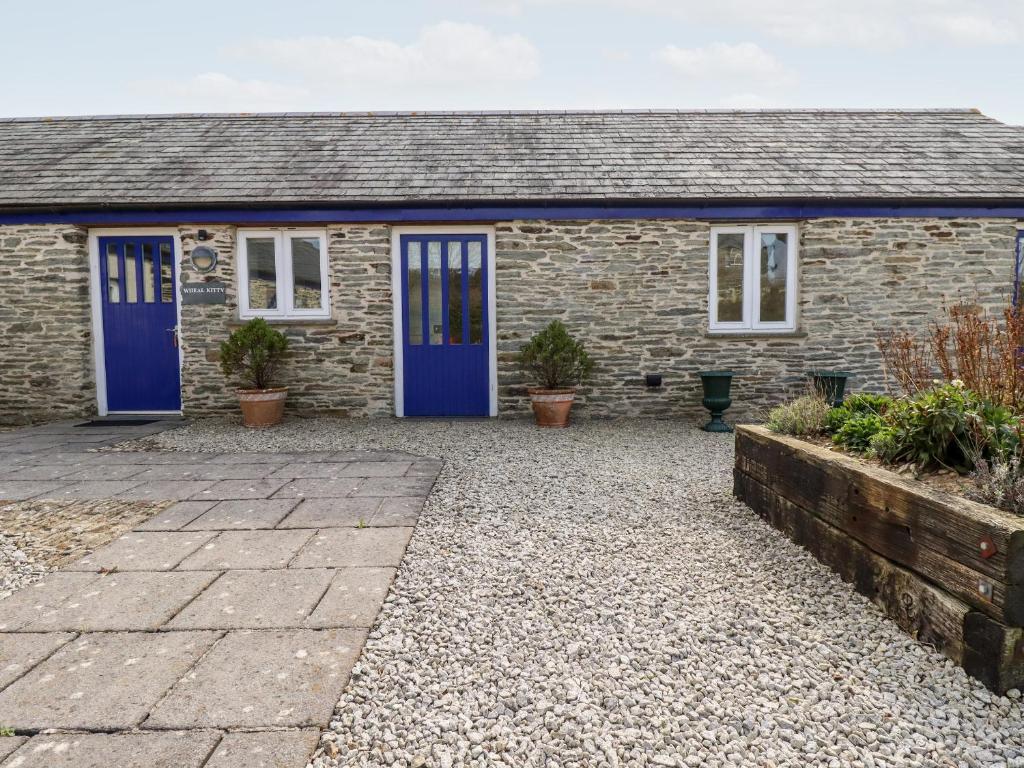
[237,229,330,319]
[708,224,798,333]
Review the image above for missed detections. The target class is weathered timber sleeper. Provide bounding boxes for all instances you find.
[734,425,1024,694]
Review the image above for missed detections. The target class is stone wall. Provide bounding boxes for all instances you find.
[176,224,394,417]
[0,217,1016,424]
[495,218,1016,420]
[0,225,92,425]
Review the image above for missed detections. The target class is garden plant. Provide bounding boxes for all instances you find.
[220,318,290,427]
[767,295,1024,515]
[518,320,594,427]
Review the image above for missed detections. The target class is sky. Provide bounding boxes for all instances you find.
[2,0,1023,124]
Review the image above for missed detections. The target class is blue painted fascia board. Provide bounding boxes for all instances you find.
[2,203,1024,226]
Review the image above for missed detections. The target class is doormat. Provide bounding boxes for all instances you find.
[74,419,158,427]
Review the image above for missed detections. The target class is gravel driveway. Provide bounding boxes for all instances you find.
[145,418,1023,768]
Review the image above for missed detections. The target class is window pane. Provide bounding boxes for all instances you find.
[407,242,423,345]
[447,241,463,345]
[160,242,173,303]
[124,242,138,303]
[246,237,278,310]
[427,241,443,345]
[106,242,120,303]
[715,233,745,323]
[291,237,323,310]
[141,242,155,303]
[467,241,483,345]
[759,232,789,323]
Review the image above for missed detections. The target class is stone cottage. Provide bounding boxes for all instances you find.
[0,109,1022,424]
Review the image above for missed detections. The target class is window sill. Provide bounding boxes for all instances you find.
[228,317,337,327]
[704,330,807,340]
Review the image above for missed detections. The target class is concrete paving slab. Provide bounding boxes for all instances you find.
[351,476,435,497]
[0,480,68,501]
[131,464,213,481]
[63,464,149,481]
[134,501,217,531]
[276,498,382,529]
[0,572,100,631]
[290,528,413,568]
[271,478,363,499]
[19,452,104,466]
[406,459,443,477]
[117,480,217,501]
[24,571,217,632]
[66,531,216,572]
[0,439,65,453]
[0,632,75,688]
[183,499,299,531]
[7,731,221,768]
[0,737,26,763]
[191,479,290,501]
[210,452,313,464]
[104,452,210,465]
[0,465,79,481]
[62,433,122,443]
[167,569,334,630]
[269,462,354,479]
[176,530,315,570]
[0,630,220,730]
[195,463,288,480]
[338,461,413,477]
[305,567,396,628]
[371,497,426,527]
[50,480,146,499]
[145,628,365,729]
[328,450,420,462]
[203,729,320,768]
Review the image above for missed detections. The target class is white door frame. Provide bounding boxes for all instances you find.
[390,225,498,418]
[87,227,185,416]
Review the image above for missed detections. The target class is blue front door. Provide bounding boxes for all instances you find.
[98,236,181,411]
[401,234,490,417]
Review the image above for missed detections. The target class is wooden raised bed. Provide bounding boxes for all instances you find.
[734,425,1024,694]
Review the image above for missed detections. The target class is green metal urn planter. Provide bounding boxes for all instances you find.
[807,370,853,407]
[698,371,735,433]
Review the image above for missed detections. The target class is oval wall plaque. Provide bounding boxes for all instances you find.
[190,245,218,273]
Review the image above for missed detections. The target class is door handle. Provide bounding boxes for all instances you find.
[166,326,180,348]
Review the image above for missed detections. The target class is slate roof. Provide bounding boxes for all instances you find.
[0,109,1022,210]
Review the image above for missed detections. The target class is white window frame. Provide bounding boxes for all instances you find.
[708,224,798,333]
[237,228,330,319]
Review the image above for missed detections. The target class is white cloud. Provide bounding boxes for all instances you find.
[921,13,1017,45]
[717,92,783,109]
[655,42,791,83]
[138,73,310,113]
[229,22,541,87]
[497,0,1022,48]
[137,22,544,113]
[600,48,631,62]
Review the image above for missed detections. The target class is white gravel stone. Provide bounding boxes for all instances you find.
[139,417,1024,767]
[1,528,49,599]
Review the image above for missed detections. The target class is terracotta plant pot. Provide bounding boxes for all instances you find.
[237,387,288,428]
[528,388,576,428]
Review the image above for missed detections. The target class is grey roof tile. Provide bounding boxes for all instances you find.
[0,109,1021,208]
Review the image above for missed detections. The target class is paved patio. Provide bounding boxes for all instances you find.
[0,419,439,767]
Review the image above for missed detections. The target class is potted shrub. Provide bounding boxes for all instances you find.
[518,320,594,428]
[220,318,289,428]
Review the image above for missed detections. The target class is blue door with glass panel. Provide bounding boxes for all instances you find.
[401,234,489,417]
[99,236,181,411]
